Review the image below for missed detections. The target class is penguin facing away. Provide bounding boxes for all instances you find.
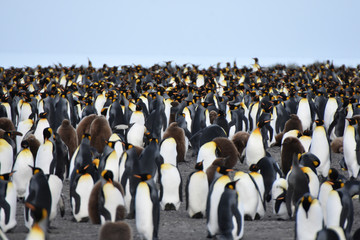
[98,221,133,240]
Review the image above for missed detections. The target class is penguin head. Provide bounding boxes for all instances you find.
[43,127,53,141]
[249,164,260,173]
[0,171,15,181]
[225,180,238,190]
[106,140,115,149]
[346,117,358,126]
[39,112,47,119]
[257,119,272,129]
[76,164,90,175]
[216,166,233,176]
[101,170,114,183]
[30,166,44,175]
[300,194,313,213]
[328,168,339,181]
[82,133,91,141]
[134,173,152,181]
[194,161,204,171]
[92,158,100,170]
[25,202,48,222]
[314,119,324,126]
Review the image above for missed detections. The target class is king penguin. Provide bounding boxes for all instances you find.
[0,134,14,175]
[245,119,270,166]
[206,166,232,237]
[309,119,331,178]
[35,127,56,175]
[186,161,209,218]
[271,178,289,220]
[24,167,51,230]
[24,203,48,240]
[70,164,97,222]
[0,172,17,233]
[12,140,34,198]
[159,137,177,166]
[159,163,182,211]
[98,221,133,240]
[33,112,50,145]
[218,181,244,240]
[343,117,360,178]
[295,193,324,240]
[134,173,160,240]
[162,122,186,163]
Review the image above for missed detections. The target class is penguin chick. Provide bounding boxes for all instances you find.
[330,137,343,153]
[90,116,112,153]
[283,114,303,134]
[57,119,78,160]
[76,114,97,145]
[231,131,250,161]
[213,137,240,169]
[281,137,305,176]
[98,221,133,240]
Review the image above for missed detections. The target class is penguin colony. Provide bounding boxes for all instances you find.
[0,59,360,240]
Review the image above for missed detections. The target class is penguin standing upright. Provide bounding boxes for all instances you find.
[33,112,50,145]
[24,167,51,230]
[57,119,78,161]
[218,181,244,240]
[196,141,218,173]
[245,119,270,166]
[159,137,177,166]
[271,178,288,220]
[295,193,324,240]
[24,203,48,240]
[16,118,34,153]
[0,134,14,175]
[281,136,305,176]
[162,122,186,163]
[70,164,97,222]
[343,117,360,178]
[296,92,314,131]
[98,141,120,182]
[285,154,309,218]
[159,163,182,211]
[309,119,331,178]
[0,172,17,233]
[186,161,209,218]
[99,170,125,224]
[98,221,133,240]
[35,127,56,175]
[134,173,160,240]
[12,140,34,198]
[206,166,232,238]
[234,171,260,220]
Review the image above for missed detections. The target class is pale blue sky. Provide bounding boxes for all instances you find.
[1,0,359,67]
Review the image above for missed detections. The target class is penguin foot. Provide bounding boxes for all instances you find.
[191,212,203,219]
[244,215,253,221]
[206,231,214,238]
[255,213,261,220]
[164,203,176,211]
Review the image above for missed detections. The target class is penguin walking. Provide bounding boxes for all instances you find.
[186,161,209,218]
[0,172,17,233]
[134,174,160,240]
[343,117,360,178]
[218,181,244,240]
[206,166,232,238]
[12,140,34,198]
[70,164,97,222]
[159,163,182,211]
[309,119,331,178]
[271,178,289,220]
[295,193,324,240]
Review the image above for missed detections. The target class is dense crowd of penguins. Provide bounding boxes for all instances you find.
[0,59,360,240]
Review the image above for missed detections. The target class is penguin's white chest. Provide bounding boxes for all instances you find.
[0,139,13,174]
[296,199,323,240]
[35,141,54,175]
[135,182,154,240]
[102,183,125,223]
[13,149,34,197]
[187,171,208,217]
[160,164,181,210]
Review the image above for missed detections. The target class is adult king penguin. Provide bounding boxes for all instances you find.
[0,172,17,233]
[343,117,360,178]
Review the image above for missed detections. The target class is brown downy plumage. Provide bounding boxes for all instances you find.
[90,116,112,153]
[213,137,240,169]
[206,158,226,184]
[57,119,78,160]
[231,131,250,156]
[98,221,133,240]
[76,114,97,145]
[331,137,343,153]
[281,136,305,176]
[22,133,40,159]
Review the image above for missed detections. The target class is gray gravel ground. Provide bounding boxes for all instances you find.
[6,146,360,240]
